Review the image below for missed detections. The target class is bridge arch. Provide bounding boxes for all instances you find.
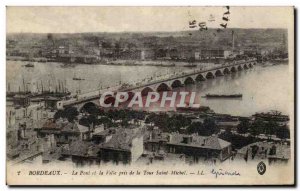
[215,70,223,77]
[230,66,237,73]
[171,80,183,88]
[156,83,171,92]
[184,77,195,85]
[223,68,230,74]
[141,87,154,96]
[205,72,215,79]
[248,63,253,68]
[237,65,243,71]
[195,74,205,81]
[243,64,249,69]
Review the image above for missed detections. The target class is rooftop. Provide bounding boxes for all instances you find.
[63,140,99,157]
[100,128,143,152]
[168,133,231,150]
[238,141,290,160]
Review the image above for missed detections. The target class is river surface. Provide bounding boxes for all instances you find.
[6,60,291,116]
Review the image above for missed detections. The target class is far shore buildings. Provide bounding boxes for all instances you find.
[7,37,262,63]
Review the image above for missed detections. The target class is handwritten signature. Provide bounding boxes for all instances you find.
[211,168,241,179]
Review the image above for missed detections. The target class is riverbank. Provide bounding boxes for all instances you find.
[6,56,48,62]
[6,56,215,68]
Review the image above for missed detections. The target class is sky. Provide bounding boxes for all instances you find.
[6,6,294,33]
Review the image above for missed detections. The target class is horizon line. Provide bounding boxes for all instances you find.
[7,28,288,35]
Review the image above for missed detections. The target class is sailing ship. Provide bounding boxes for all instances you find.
[7,79,71,99]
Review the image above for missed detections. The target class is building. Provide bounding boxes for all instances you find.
[61,140,100,167]
[44,96,61,109]
[200,49,225,59]
[99,128,144,165]
[166,133,232,163]
[144,130,232,163]
[6,106,16,128]
[179,48,194,60]
[35,119,92,146]
[195,52,201,60]
[224,50,233,59]
[91,128,115,144]
[7,120,44,165]
[141,49,155,60]
[236,141,290,165]
[144,128,169,153]
[12,95,30,108]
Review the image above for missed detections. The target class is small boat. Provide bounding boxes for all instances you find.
[73,77,85,81]
[203,94,242,98]
[176,105,214,113]
[23,63,34,67]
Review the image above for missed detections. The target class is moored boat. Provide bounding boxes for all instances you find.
[23,63,34,67]
[203,94,242,98]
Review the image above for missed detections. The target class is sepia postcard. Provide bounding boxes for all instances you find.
[6,6,295,186]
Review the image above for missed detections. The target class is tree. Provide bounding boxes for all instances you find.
[186,122,203,134]
[99,116,114,128]
[54,110,64,120]
[82,103,102,116]
[269,145,277,155]
[101,41,112,48]
[201,118,219,136]
[249,119,264,137]
[264,121,279,138]
[106,109,119,122]
[64,107,79,122]
[276,126,290,139]
[237,119,250,134]
[120,118,129,128]
[54,107,79,122]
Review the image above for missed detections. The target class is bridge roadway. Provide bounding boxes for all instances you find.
[56,58,257,110]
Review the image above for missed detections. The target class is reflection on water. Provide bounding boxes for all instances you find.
[7,61,290,116]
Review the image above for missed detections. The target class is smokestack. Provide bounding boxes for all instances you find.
[232,30,235,50]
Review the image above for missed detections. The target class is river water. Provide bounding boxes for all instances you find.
[6,60,291,116]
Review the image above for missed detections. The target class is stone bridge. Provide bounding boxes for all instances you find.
[57,59,256,110]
